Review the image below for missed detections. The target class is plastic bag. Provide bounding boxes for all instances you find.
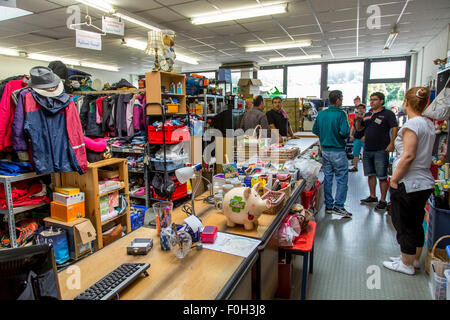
[35,227,70,265]
[155,143,185,160]
[295,158,322,191]
[277,214,301,247]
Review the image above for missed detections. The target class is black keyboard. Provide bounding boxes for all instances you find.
[74,263,150,300]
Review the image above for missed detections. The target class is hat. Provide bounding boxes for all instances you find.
[33,80,64,97]
[28,66,61,89]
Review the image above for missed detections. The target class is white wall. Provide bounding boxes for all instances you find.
[414,24,450,86]
[0,55,133,89]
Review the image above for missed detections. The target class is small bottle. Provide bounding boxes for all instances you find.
[177,81,182,94]
[170,82,176,93]
[434,183,440,196]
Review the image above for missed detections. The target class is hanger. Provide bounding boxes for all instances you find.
[69,6,106,36]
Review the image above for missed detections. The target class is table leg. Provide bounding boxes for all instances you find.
[301,252,308,300]
[309,246,314,274]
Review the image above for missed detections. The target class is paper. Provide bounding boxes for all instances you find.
[102,16,124,36]
[76,29,102,51]
[202,232,260,258]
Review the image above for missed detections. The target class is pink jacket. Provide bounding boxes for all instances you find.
[0,79,27,151]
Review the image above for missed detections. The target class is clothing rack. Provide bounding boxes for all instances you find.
[72,89,146,95]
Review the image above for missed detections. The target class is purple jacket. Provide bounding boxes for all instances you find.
[12,89,30,152]
[133,94,145,131]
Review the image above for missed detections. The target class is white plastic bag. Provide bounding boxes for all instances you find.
[423,77,450,120]
[277,215,301,247]
[295,158,322,191]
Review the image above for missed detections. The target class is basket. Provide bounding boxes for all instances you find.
[426,235,450,275]
[263,183,291,202]
[261,191,285,215]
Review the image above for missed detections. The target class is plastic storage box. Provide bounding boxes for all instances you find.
[201,226,218,243]
[148,124,187,144]
[151,156,187,171]
[427,196,450,249]
[154,176,188,201]
[130,205,146,231]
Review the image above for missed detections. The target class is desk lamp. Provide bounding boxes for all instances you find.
[175,163,213,216]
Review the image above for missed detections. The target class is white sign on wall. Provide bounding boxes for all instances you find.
[0,0,16,8]
[76,29,102,51]
[102,16,124,36]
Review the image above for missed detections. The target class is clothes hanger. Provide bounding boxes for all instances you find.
[69,6,106,36]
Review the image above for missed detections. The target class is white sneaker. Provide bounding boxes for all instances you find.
[389,255,421,269]
[383,260,415,275]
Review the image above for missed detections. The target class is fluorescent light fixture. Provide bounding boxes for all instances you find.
[28,53,80,66]
[383,29,398,50]
[77,0,114,13]
[80,62,119,72]
[0,47,19,56]
[0,7,33,22]
[268,54,322,62]
[246,40,312,52]
[113,12,161,31]
[191,3,287,25]
[123,38,199,65]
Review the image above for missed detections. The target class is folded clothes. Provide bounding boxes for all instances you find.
[0,180,49,209]
[0,161,33,176]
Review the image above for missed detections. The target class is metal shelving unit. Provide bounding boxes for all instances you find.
[187,94,226,117]
[0,172,50,248]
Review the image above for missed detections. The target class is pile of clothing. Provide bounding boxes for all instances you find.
[0,179,49,209]
[109,131,146,152]
[0,66,87,175]
[127,154,144,171]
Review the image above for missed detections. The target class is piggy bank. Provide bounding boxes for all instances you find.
[222,183,271,230]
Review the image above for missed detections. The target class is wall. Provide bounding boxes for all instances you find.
[413,24,450,86]
[0,55,134,89]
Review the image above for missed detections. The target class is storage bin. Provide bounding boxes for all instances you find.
[154,175,188,201]
[427,196,450,249]
[151,156,187,171]
[148,124,187,144]
[166,103,179,113]
[130,205,146,231]
[300,180,320,211]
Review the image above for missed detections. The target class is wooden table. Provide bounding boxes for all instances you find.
[58,227,258,300]
[171,179,305,299]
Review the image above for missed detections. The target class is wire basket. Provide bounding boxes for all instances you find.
[261,191,285,215]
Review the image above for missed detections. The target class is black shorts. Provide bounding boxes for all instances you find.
[389,183,432,255]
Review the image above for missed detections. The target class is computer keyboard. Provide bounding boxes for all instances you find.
[74,263,150,300]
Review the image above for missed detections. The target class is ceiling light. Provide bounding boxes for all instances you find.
[246,40,312,52]
[0,47,19,57]
[77,0,114,13]
[28,53,80,66]
[0,7,33,22]
[80,62,119,72]
[113,12,161,31]
[123,39,199,65]
[191,3,287,25]
[268,54,322,62]
[383,28,399,50]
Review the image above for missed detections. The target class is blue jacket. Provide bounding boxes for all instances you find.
[312,106,350,151]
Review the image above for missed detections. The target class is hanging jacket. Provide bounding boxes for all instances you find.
[0,79,28,151]
[12,89,30,153]
[22,90,87,175]
[133,94,145,131]
[102,95,115,133]
[116,94,133,137]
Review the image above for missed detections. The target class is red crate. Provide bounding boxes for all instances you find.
[300,180,320,211]
[154,179,188,201]
[148,125,189,144]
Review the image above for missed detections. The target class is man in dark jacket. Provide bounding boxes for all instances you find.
[240,95,269,137]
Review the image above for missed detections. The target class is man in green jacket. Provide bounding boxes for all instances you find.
[312,90,351,218]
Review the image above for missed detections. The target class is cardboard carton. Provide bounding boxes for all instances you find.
[53,192,85,206]
[238,78,262,97]
[44,217,96,260]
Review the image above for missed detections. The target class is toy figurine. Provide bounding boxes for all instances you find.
[222,183,271,230]
[162,32,176,72]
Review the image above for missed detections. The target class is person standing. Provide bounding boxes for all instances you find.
[382,87,435,275]
[239,95,269,136]
[355,92,398,212]
[312,90,352,218]
[266,96,297,143]
[349,104,367,172]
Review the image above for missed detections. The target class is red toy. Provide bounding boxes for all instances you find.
[201,226,218,244]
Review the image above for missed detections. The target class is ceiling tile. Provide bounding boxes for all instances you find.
[171,1,217,17]
[112,0,162,12]
[17,0,61,12]
[138,7,186,23]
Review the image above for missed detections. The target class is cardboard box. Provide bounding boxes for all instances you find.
[51,201,85,222]
[238,78,262,97]
[53,192,85,206]
[44,217,96,260]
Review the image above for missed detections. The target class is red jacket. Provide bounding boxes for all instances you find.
[0,79,27,151]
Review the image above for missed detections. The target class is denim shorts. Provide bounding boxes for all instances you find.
[363,150,389,179]
[352,139,364,157]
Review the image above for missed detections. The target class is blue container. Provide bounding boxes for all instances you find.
[151,158,186,171]
[130,205,146,231]
[427,196,450,249]
[218,68,231,82]
[244,176,252,187]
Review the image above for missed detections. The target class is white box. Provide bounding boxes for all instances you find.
[53,192,85,205]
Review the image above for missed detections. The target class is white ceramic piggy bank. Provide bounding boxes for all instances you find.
[222,183,271,230]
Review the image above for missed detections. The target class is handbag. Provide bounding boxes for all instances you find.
[422,77,450,120]
[152,172,175,198]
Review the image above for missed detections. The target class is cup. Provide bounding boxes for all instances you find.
[152,201,173,235]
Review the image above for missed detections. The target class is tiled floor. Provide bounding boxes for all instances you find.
[289,165,432,300]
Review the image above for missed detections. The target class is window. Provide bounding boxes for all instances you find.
[327,62,364,106]
[287,64,321,98]
[370,61,406,79]
[192,71,216,79]
[367,82,406,112]
[231,71,240,93]
[258,69,284,93]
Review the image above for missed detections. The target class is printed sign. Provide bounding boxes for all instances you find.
[102,16,124,36]
[0,0,16,8]
[76,29,102,51]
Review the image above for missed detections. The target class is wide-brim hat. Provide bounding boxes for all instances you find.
[33,80,64,97]
[28,66,61,89]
